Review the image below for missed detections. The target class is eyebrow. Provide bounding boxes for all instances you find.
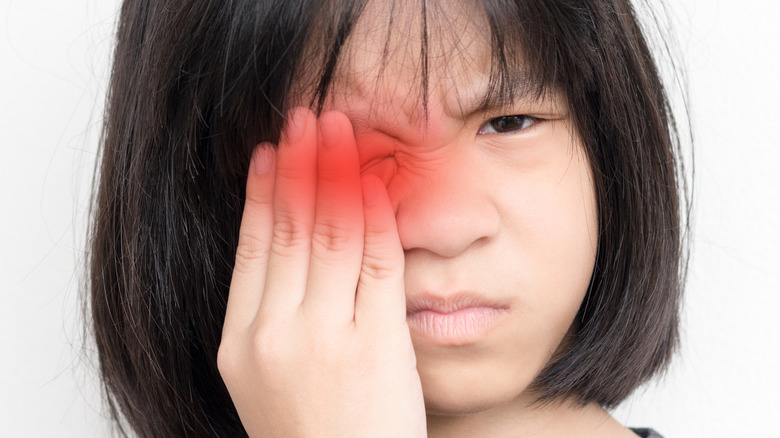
[452,71,551,119]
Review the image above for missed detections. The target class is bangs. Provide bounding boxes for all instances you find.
[276,0,558,119]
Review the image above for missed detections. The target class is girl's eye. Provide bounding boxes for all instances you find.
[477,115,538,135]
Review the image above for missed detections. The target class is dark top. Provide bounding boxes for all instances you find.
[630,428,664,438]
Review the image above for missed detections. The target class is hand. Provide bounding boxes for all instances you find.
[218,108,427,437]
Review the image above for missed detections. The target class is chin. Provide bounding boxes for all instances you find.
[419,365,532,416]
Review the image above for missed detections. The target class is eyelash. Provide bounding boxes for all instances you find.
[477,115,539,135]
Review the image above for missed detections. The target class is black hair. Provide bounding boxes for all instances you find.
[87,0,689,436]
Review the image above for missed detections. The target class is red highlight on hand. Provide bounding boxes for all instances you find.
[361,174,383,207]
[314,111,365,232]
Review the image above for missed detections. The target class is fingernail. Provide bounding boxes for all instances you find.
[285,108,308,143]
[252,145,274,175]
[319,112,341,148]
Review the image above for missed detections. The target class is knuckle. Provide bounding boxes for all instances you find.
[233,234,269,273]
[249,322,291,365]
[271,215,310,249]
[365,219,396,236]
[361,252,397,280]
[243,192,273,212]
[311,220,355,252]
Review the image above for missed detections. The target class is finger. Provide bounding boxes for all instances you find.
[303,112,364,323]
[224,144,276,335]
[257,107,318,320]
[354,174,406,328]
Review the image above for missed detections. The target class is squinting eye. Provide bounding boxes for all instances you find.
[477,115,538,135]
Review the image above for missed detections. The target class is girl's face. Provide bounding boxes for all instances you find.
[301,1,597,415]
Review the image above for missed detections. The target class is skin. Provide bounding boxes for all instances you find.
[219,1,640,436]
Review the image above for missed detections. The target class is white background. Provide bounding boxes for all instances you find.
[1,0,778,436]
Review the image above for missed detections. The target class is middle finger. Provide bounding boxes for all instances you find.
[303,111,364,324]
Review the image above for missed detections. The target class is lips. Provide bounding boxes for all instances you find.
[406,291,510,314]
[405,292,510,345]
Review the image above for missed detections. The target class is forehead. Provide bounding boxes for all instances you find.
[287,0,561,144]
[341,0,493,83]
[300,0,527,125]
[366,2,487,114]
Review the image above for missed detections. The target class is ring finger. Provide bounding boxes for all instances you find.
[257,107,318,320]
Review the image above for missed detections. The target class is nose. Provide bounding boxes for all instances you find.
[394,156,500,258]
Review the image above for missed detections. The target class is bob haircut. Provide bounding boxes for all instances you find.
[88,0,689,436]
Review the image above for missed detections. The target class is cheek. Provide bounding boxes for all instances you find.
[527,186,596,276]
[508,147,597,323]
[493,125,597,270]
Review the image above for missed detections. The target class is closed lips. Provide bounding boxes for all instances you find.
[405,292,510,345]
[405,292,510,315]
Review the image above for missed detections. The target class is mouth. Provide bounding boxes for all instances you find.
[405,292,510,346]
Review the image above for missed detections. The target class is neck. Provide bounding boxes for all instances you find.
[426,396,634,438]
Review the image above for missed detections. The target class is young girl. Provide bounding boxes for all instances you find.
[88,0,687,436]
